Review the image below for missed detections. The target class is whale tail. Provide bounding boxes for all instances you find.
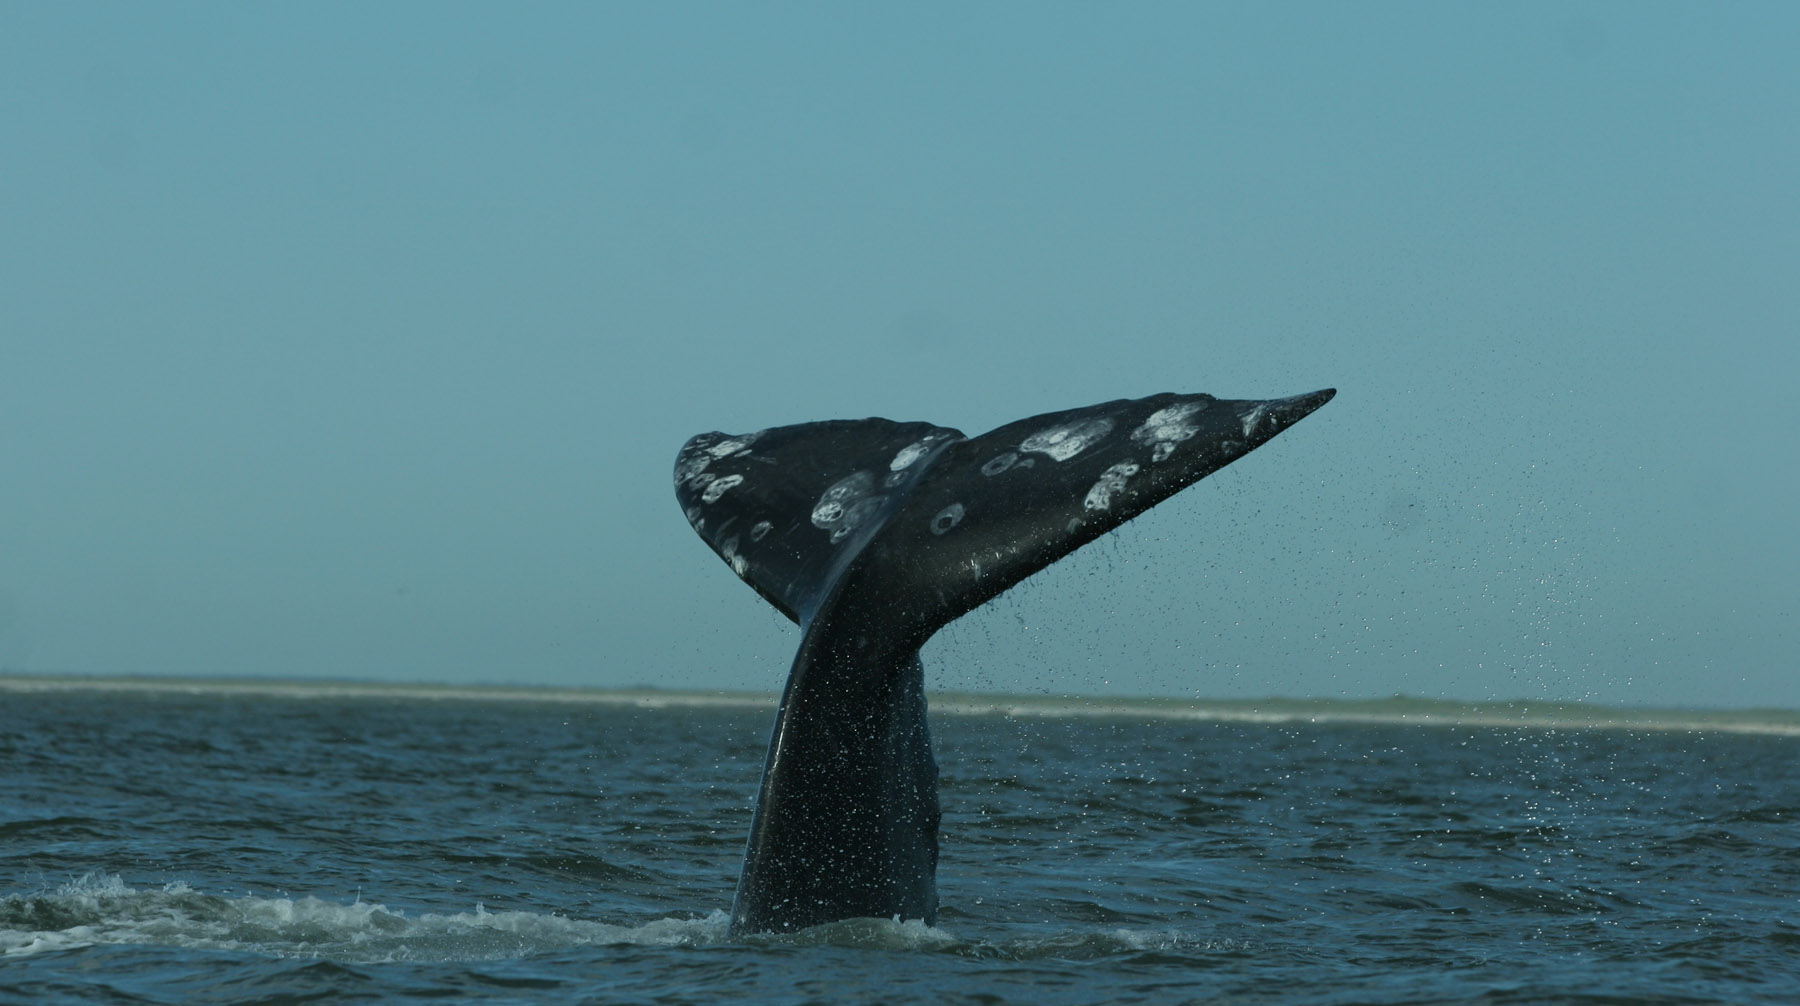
[674,388,1335,933]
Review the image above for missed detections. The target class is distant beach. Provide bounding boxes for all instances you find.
[5,673,1795,737]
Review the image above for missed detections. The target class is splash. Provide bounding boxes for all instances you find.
[0,874,729,963]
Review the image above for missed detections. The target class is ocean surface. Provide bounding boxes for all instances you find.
[2,677,1796,1005]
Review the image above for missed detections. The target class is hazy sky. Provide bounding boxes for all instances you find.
[2,3,1795,708]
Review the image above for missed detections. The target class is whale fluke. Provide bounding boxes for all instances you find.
[674,388,1334,934]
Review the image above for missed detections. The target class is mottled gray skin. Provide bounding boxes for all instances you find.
[674,388,1335,935]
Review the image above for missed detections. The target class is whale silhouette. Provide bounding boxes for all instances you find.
[674,388,1335,934]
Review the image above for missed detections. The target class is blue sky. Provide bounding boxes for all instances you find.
[2,3,1795,707]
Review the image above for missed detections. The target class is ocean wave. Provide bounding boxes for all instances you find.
[2,875,1256,964]
[0,874,728,963]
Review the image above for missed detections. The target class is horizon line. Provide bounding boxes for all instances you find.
[4,671,1795,737]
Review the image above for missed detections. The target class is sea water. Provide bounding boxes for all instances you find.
[2,678,1796,1005]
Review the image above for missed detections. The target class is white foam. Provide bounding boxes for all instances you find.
[0,875,974,960]
[0,874,731,962]
[753,915,958,952]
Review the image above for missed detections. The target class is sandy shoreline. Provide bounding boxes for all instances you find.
[5,673,1796,736]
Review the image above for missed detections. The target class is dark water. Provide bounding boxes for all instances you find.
[3,684,1796,1005]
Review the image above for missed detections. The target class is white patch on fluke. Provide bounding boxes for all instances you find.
[930,503,965,535]
[750,521,773,542]
[675,454,712,489]
[980,452,1018,477]
[676,431,764,492]
[1084,461,1140,511]
[1131,402,1208,463]
[1238,404,1268,437]
[811,471,881,544]
[886,434,951,486]
[720,536,748,576]
[889,439,933,471]
[700,474,743,503]
[708,430,762,457]
[1020,417,1115,462]
[837,499,887,542]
